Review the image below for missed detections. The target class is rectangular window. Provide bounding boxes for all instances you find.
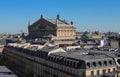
[108,69,111,72]
[91,71,94,76]
[103,69,106,74]
[38,74,40,77]
[113,68,115,71]
[97,70,100,75]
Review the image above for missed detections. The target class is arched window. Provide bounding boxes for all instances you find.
[104,61,107,66]
[117,59,120,65]
[87,62,90,68]
[98,61,102,66]
[109,60,112,65]
[93,62,96,67]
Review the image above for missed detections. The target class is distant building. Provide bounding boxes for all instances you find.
[108,35,120,49]
[0,45,4,57]
[28,14,76,46]
[73,31,104,49]
[81,31,102,40]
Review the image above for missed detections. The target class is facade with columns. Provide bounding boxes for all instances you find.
[28,15,76,45]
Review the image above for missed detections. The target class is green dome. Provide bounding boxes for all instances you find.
[82,31,92,38]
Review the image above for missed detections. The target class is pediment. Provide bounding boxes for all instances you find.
[30,19,56,31]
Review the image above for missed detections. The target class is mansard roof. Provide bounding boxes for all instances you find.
[51,50,118,61]
[46,18,69,25]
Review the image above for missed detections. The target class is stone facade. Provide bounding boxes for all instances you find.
[3,43,120,77]
[28,15,76,45]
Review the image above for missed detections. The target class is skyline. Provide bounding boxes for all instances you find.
[0,0,120,34]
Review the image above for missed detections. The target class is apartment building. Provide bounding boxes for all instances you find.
[3,43,120,77]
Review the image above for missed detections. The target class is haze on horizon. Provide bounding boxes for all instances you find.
[0,0,120,34]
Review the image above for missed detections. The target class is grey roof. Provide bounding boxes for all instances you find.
[0,66,18,77]
[46,19,69,25]
[52,50,118,61]
[0,66,12,73]
[0,75,17,77]
[29,17,72,28]
[38,46,59,53]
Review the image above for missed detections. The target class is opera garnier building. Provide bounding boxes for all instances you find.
[28,14,76,46]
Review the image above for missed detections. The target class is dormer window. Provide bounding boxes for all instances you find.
[93,62,97,67]
[87,62,90,68]
[104,61,107,66]
[109,60,112,65]
[98,61,102,66]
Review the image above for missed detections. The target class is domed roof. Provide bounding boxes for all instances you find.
[82,31,92,38]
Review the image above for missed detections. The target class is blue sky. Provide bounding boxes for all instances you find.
[0,0,120,34]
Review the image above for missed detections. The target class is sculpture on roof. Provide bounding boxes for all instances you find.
[41,14,43,19]
[56,14,60,19]
[71,21,73,25]
[82,31,92,39]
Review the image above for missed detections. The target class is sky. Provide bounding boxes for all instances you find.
[0,0,120,34]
